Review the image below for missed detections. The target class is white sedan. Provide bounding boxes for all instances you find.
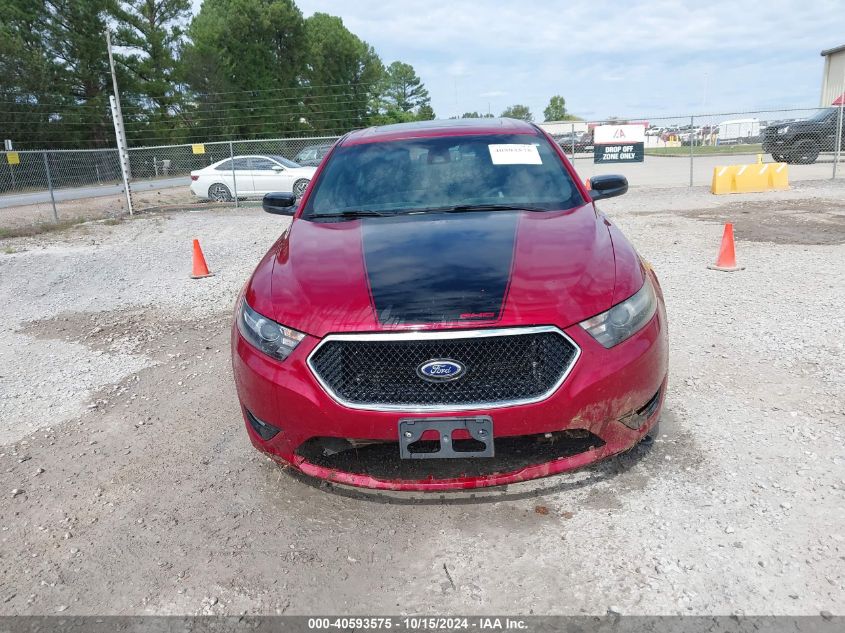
[190,155,317,201]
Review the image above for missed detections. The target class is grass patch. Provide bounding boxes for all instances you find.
[0,215,126,240]
[0,218,88,240]
[646,144,764,157]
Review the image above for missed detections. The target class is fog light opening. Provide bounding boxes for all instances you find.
[245,409,282,441]
[618,388,662,430]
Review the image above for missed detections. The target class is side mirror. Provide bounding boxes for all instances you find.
[271,165,284,172]
[263,192,297,216]
[589,174,628,201]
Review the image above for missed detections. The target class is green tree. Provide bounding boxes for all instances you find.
[302,12,383,134]
[0,0,439,148]
[380,61,430,113]
[543,95,567,121]
[543,94,582,121]
[114,0,191,143]
[0,0,125,148]
[501,104,533,121]
[21,0,120,147]
[0,0,58,147]
[416,103,436,120]
[181,0,307,138]
[455,111,493,119]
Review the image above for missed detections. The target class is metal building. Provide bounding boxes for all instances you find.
[820,44,845,106]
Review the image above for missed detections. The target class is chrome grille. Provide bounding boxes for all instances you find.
[307,327,580,411]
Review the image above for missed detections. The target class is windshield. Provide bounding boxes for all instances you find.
[809,109,834,122]
[302,133,583,218]
[270,155,301,168]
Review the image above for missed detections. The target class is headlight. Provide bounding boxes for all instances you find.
[237,299,305,361]
[579,279,657,348]
[777,126,789,134]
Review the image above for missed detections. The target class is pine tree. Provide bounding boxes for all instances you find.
[180,0,307,138]
[302,12,383,134]
[114,0,191,144]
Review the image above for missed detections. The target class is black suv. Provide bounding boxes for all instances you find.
[762,108,844,164]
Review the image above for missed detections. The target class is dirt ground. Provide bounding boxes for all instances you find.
[0,181,843,616]
[0,186,199,232]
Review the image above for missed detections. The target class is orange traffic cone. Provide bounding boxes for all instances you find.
[585,178,592,190]
[707,223,744,272]
[190,239,214,279]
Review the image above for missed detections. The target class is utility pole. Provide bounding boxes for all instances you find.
[111,95,133,215]
[106,29,131,179]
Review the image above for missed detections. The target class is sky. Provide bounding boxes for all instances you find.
[190,0,845,121]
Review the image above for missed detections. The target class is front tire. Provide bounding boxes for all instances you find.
[788,139,820,164]
[293,178,310,198]
[771,153,785,162]
[641,421,661,446]
[207,183,233,202]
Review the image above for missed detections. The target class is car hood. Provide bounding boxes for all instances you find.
[245,205,643,337]
[767,119,816,131]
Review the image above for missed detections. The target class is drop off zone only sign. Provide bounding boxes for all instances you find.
[593,124,646,163]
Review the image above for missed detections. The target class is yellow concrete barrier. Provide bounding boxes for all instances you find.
[711,163,789,194]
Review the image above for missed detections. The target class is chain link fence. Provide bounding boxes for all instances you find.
[548,103,845,188]
[123,136,339,211]
[0,148,127,230]
[1,104,843,233]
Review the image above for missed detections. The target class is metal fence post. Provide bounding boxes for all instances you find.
[43,151,58,222]
[229,140,238,207]
[834,79,844,180]
[570,123,576,161]
[689,115,695,187]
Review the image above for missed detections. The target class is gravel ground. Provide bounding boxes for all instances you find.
[0,186,198,232]
[0,181,843,616]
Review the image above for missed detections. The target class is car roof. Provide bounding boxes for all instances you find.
[297,144,333,151]
[342,117,540,146]
[215,155,273,161]
[210,154,287,163]
[204,155,304,170]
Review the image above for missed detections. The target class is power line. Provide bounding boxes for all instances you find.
[122,109,374,128]
[122,117,364,136]
[0,93,376,120]
[0,80,383,102]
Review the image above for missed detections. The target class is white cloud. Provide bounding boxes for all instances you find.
[446,61,469,77]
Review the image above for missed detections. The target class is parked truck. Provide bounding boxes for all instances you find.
[762,107,845,164]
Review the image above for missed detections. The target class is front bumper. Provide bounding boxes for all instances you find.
[232,297,669,491]
[762,136,786,152]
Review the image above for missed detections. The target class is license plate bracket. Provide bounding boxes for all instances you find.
[398,416,494,459]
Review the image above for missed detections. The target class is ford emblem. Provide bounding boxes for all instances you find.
[417,359,466,382]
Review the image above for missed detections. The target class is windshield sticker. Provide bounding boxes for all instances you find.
[488,144,542,165]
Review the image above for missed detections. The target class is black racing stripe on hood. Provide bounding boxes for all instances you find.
[361,211,519,325]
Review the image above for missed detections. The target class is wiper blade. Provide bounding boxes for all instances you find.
[311,210,389,219]
[435,204,547,213]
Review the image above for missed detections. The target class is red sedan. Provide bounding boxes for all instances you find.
[231,118,668,491]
